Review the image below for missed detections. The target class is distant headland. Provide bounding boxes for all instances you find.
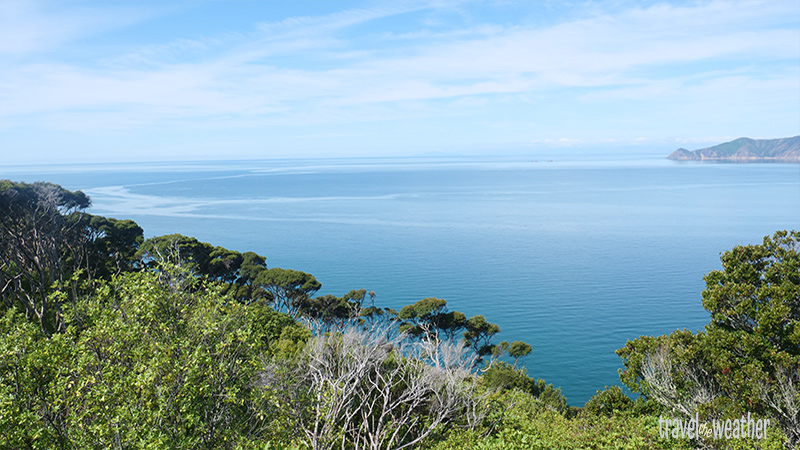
[667,136,800,162]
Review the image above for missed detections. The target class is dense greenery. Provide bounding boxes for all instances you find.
[618,231,799,449]
[1,180,797,449]
[1,268,307,449]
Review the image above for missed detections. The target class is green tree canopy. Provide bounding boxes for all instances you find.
[137,234,272,304]
[702,230,799,354]
[618,230,800,446]
[67,213,144,279]
[507,341,533,367]
[254,267,322,318]
[396,297,468,341]
[1,181,91,333]
[302,289,367,329]
[463,315,501,360]
[0,265,309,449]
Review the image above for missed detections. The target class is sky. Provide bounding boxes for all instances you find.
[1,0,799,164]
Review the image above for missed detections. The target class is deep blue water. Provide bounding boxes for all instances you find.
[3,156,799,404]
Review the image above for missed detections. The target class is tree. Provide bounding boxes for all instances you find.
[463,315,501,363]
[137,234,216,273]
[0,265,309,449]
[618,230,800,447]
[0,307,73,449]
[206,246,245,283]
[67,213,143,280]
[137,234,274,304]
[224,251,269,304]
[254,268,321,318]
[239,251,268,282]
[394,299,507,366]
[302,289,367,330]
[262,326,488,450]
[360,305,400,332]
[0,180,90,334]
[702,230,799,354]
[480,361,569,414]
[396,298,469,341]
[507,341,532,368]
[582,386,633,417]
[398,297,448,337]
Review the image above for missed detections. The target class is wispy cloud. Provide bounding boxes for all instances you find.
[0,0,159,56]
[1,0,798,160]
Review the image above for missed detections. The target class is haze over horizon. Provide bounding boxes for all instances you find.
[1,0,799,164]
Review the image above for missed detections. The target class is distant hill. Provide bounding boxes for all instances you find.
[667,136,800,162]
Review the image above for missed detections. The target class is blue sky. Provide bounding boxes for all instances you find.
[1,0,799,163]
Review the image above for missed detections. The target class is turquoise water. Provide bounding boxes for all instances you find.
[4,156,799,404]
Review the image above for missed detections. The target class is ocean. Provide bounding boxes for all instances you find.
[4,155,799,404]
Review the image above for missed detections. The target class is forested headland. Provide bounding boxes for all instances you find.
[667,136,800,162]
[1,180,798,450]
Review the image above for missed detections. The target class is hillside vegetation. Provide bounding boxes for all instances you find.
[1,180,797,449]
[668,136,800,161]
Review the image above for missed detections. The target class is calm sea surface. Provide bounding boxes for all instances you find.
[4,156,799,404]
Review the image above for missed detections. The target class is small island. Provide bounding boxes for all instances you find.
[667,136,800,162]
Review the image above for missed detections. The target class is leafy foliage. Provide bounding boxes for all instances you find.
[481,362,568,414]
[0,266,307,449]
[1,181,91,334]
[583,385,635,417]
[395,297,521,366]
[429,392,692,450]
[254,268,321,318]
[8,180,794,448]
[463,315,501,361]
[618,230,800,448]
[68,213,144,280]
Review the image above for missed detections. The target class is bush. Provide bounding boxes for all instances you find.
[429,392,692,450]
[0,266,308,449]
[481,361,568,413]
[618,231,800,447]
[262,327,489,450]
[583,385,633,416]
